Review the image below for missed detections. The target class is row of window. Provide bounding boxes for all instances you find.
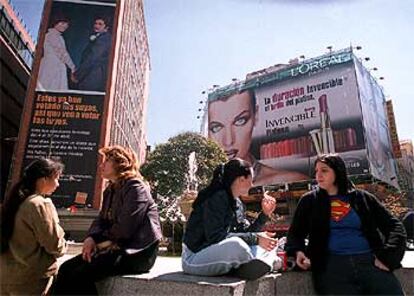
[108,0,149,162]
[110,114,144,158]
[0,6,34,68]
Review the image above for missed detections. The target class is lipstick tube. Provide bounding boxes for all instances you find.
[318,94,336,153]
[310,129,322,155]
[318,94,329,153]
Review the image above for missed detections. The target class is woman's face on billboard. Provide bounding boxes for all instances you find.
[208,91,255,161]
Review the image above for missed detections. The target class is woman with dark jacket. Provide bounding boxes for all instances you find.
[53,146,162,295]
[182,158,281,280]
[286,154,406,295]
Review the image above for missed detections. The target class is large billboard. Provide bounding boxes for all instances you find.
[36,0,116,93]
[10,0,118,208]
[354,59,399,187]
[207,49,372,186]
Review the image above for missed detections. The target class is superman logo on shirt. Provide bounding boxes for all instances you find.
[330,199,351,222]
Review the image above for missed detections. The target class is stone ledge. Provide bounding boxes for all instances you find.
[95,256,414,296]
[275,268,413,295]
[97,272,277,296]
[95,257,276,296]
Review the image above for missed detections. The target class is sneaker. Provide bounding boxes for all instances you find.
[273,256,283,272]
[234,259,271,280]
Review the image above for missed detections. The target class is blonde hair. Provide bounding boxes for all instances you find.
[99,145,142,182]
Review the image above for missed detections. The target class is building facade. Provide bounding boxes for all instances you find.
[0,0,35,199]
[398,139,414,192]
[108,0,150,164]
[386,100,402,158]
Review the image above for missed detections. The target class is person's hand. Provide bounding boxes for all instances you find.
[71,72,78,83]
[82,237,96,263]
[261,192,276,217]
[374,257,390,271]
[296,251,311,270]
[257,231,278,251]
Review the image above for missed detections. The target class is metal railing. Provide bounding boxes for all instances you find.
[0,4,34,69]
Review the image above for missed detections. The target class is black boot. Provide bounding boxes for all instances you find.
[234,259,271,281]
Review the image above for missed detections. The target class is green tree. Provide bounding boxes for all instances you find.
[141,132,227,198]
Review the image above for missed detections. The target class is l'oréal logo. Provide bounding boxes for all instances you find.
[290,53,352,77]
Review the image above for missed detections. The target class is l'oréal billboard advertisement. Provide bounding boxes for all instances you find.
[354,58,399,187]
[207,50,370,186]
[11,0,118,208]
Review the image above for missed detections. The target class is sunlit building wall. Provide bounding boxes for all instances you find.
[108,0,150,165]
[0,0,35,199]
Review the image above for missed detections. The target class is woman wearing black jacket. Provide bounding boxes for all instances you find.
[53,146,162,295]
[182,158,280,280]
[286,154,406,295]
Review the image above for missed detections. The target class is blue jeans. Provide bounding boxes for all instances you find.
[313,253,404,295]
[181,237,277,276]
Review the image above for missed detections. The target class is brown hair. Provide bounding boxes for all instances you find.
[50,12,70,28]
[99,145,142,182]
[211,89,256,115]
[94,15,112,29]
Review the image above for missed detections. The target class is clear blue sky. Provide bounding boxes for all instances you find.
[10,0,414,146]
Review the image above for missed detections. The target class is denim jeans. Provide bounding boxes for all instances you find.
[181,236,277,276]
[313,253,404,295]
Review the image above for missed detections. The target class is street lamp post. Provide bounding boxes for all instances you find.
[197,84,221,135]
[197,92,209,135]
[349,44,362,52]
[326,45,333,56]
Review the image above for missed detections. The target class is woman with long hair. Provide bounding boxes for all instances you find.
[286,154,406,295]
[53,145,162,295]
[1,158,66,295]
[182,158,281,280]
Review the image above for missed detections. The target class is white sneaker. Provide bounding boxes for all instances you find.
[273,256,283,272]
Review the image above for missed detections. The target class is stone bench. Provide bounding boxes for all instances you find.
[96,256,414,296]
[96,257,278,296]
